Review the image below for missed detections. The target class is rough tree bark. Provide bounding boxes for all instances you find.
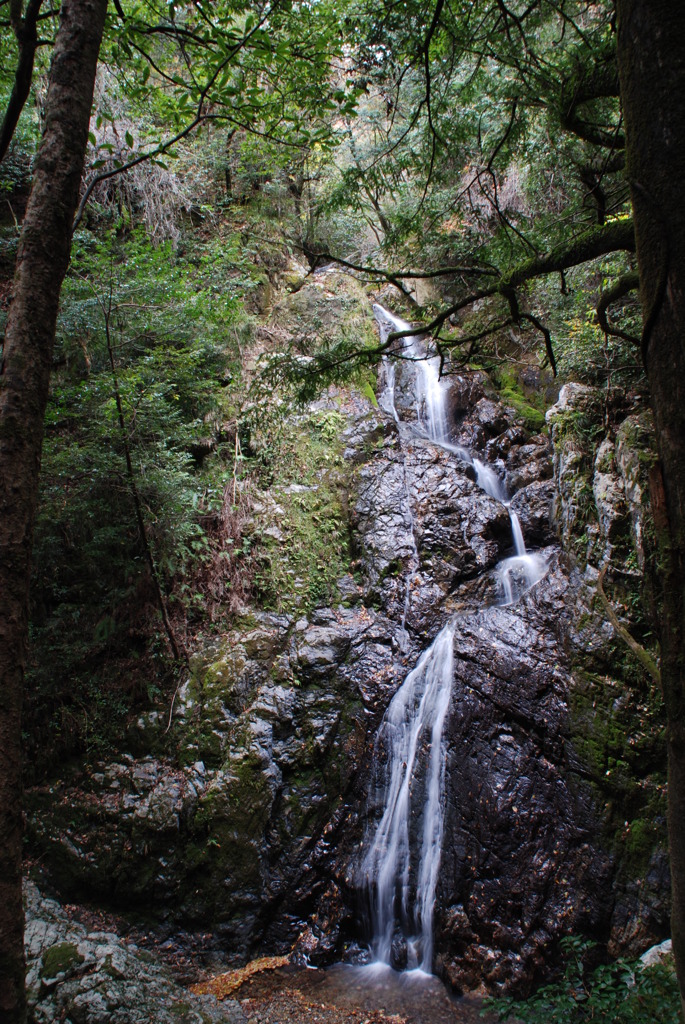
[0,0,107,1019]
[616,1,685,1015]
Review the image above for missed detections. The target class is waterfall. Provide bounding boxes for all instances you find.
[473,456,547,605]
[473,457,507,503]
[373,305,422,640]
[360,621,455,972]
[373,304,449,443]
[378,354,400,427]
[361,306,548,973]
[510,510,526,557]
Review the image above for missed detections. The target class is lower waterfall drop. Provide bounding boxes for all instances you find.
[361,621,456,973]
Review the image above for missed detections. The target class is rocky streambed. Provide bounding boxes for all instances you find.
[26,276,670,1017]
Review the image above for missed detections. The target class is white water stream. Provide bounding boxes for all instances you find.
[360,306,548,973]
[374,304,451,444]
[472,457,547,605]
[361,621,456,972]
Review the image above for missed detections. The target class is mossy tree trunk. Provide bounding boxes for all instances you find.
[617,1,685,1015]
[0,0,107,1020]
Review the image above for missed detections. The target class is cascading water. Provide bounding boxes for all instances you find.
[361,305,548,974]
[495,517,548,605]
[373,304,450,444]
[472,457,507,503]
[361,621,455,972]
[472,457,547,604]
[373,305,423,639]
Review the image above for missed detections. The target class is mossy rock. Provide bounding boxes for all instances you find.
[569,662,667,883]
[620,816,666,876]
[40,941,85,980]
[492,365,549,432]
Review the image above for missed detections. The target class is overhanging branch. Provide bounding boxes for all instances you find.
[307,220,636,368]
[501,218,635,289]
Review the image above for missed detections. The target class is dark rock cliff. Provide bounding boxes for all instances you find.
[26,278,669,993]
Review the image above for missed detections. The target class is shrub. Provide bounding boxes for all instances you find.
[484,937,681,1024]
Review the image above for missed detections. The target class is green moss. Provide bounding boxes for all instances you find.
[621,816,663,875]
[169,1002,193,1018]
[360,380,379,407]
[549,402,604,449]
[500,388,546,431]
[189,765,271,889]
[569,664,667,880]
[492,366,548,432]
[180,840,210,871]
[251,410,352,613]
[40,942,84,980]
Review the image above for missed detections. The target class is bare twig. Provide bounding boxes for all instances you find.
[596,565,661,690]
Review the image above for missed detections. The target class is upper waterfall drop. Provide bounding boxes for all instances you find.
[373,304,548,601]
[373,304,450,444]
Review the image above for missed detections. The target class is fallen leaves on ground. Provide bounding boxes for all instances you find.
[190,955,291,999]
[238,986,409,1024]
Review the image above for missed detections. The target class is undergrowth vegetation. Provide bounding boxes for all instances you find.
[21,117,378,772]
[23,133,280,770]
[485,938,680,1023]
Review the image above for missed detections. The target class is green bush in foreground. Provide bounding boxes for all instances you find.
[484,938,681,1023]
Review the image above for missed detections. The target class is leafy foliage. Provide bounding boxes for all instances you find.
[26,228,252,768]
[305,0,639,391]
[484,938,680,1023]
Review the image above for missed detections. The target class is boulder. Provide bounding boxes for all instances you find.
[24,881,243,1024]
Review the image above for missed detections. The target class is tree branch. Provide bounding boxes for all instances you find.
[502,218,635,289]
[596,565,661,690]
[595,269,640,344]
[518,311,557,375]
[310,222,636,364]
[73,115,206,229]
[0,0,44,165]
[408,219,636,341]
[559,56,624,149]
[73,0,287,229]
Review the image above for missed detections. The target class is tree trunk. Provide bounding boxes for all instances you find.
[616,1,685,1015]
[0,0,107,1019]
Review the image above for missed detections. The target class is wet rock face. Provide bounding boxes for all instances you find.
[545,385,669,959]
[351,430,511,634]
[27,289,667,998]
[508,479,556,547]
[614,411,655,572]
[546,383,604,560]
[334,554,618,994]
[408,438,511,579]
[435,559,613,993]
[331,365,623,990]
[28,605,415,955]
[28,329,571,984]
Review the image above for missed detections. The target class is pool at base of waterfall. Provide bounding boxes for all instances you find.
[231,961,496,1024]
